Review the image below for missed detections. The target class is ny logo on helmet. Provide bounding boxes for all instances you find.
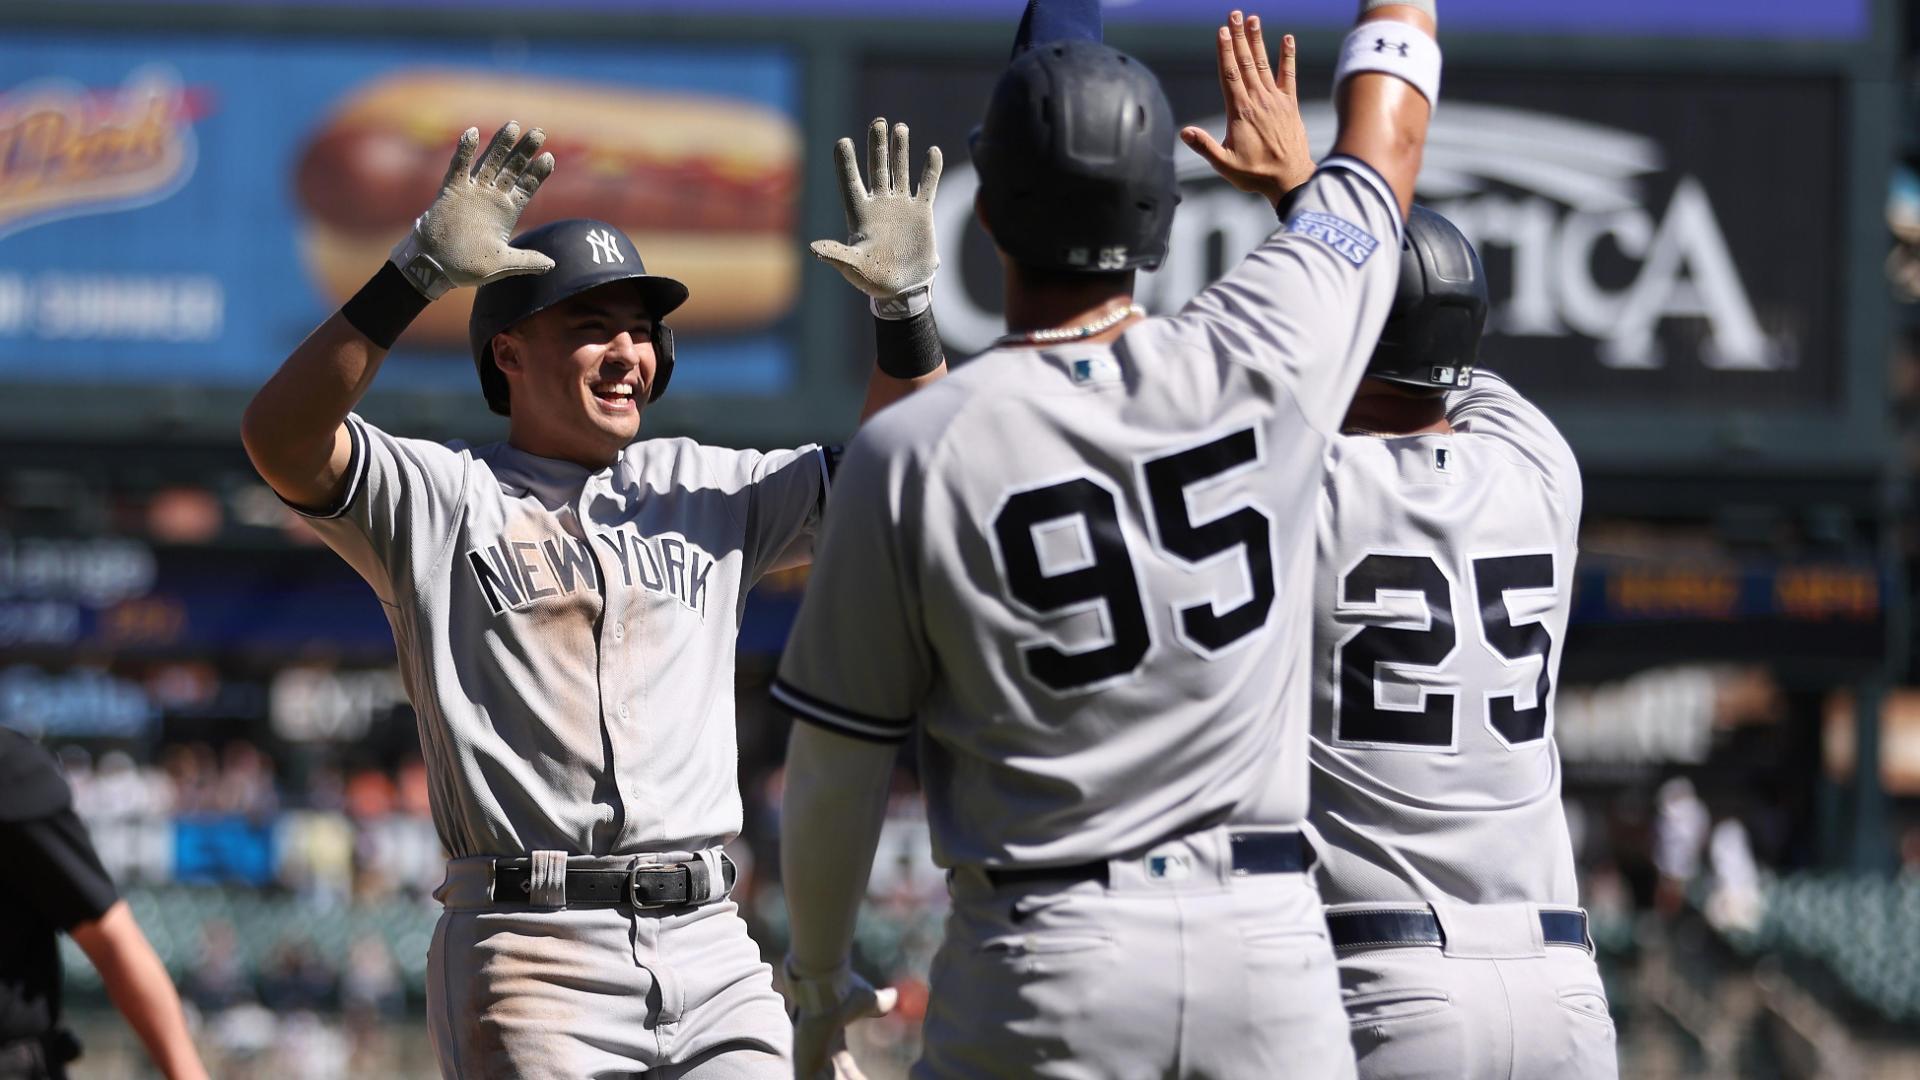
[585,228,625,265]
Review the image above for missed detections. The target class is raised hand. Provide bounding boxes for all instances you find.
[810,117,943,310]
[390,121,558,299]
[1180,12,1314,203]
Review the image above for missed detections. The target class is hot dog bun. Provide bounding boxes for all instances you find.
[295,71,801,343]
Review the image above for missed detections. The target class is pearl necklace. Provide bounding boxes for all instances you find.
[997,303,1145,347]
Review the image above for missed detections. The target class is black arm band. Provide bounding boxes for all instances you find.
[1274,181,1310,222]
[340,262,432,351]
[874,308,944,380]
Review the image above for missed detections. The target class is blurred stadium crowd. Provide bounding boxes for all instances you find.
[18,655,1918,1076]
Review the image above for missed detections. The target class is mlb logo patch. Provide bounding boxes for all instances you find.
[1070,355,1122,385]
[1147,852,1192,881]
[1286,210,1379,266]
[1434,447,1452,473]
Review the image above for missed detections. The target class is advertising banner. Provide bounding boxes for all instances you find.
[90,0,1876,40]
[0,34,803,396]
[872,57,1844,414]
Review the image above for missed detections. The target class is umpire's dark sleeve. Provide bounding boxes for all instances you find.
[0,735,119,930]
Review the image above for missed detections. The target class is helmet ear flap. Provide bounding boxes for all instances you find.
[649,323,675,402]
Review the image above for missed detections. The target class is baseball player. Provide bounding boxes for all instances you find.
[771,4,1443,1077]
[241,111,945,1078]
[1232,74,1615,1075]
[1304,210,1616,1077]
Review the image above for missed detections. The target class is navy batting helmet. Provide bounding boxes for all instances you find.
[969,39,1179,273]
[469,218,689,416]
[1367,205,1489,391]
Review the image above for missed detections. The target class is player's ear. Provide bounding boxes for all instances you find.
[492,331,523,375]
[973,188,995,242]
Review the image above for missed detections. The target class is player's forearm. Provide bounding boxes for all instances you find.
[781,722,897,978]
[245,121,554,509]
[71,902,209,1080]
[1329,3,1438,216]
[859,363,947,423]
[855,299,948,423]
[240,312,387,510]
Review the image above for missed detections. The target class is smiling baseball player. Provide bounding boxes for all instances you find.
[241,112,944,1078]
[771,4,1444,1077]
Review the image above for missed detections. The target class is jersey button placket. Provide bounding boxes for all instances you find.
[596,467,653,850]
[580,477,633,850]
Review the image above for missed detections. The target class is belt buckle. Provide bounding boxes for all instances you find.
[627,864,681,910]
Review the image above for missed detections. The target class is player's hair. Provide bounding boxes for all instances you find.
[1007,262,1134,292]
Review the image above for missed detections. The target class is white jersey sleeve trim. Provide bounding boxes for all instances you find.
[1313,154,1405,242]
[771,678,912,744]
[279,415,369,521]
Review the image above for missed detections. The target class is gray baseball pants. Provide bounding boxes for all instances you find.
[1332,901,1618,1079]
[915,826,1357,1080]
[427,851,789,1079]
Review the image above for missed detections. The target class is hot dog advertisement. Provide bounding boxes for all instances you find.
[0,34,802,397]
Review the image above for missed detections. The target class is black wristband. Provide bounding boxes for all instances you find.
[340,262,432,350]
[874,308,944,380]
[1274,181,1310,223]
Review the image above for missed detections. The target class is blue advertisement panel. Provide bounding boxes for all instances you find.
[0,34,802,395]
[94,0,1875,40]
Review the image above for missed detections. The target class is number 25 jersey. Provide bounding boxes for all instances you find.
[1308,371,1584,906]
[775,160,1404,869]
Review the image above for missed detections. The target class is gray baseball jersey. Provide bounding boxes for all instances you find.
[774,158,1404,869]
[297,418,827,858]
[1307,370,1583,906]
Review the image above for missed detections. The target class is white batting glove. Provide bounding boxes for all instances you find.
[810,117,942,317]
[390,121,558,299]
[785,960,898,1080]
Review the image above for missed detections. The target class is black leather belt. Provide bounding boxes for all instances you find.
[1325,907,1592,953]
[493,854,736,909]
[984,831,1313,889]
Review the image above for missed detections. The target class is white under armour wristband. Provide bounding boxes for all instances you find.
[1334,20,1442,108]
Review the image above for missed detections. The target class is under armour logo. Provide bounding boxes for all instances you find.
[584,228,625,265]
[1374,38,1410,57]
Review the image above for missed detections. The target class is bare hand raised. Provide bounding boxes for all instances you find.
[1180,12,1314,206]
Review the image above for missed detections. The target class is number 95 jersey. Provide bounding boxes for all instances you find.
[1308,371,1584,907]
[775,160,1405,870]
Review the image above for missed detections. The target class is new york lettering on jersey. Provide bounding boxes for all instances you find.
[297,416,825,858]
[464,526,714,618]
